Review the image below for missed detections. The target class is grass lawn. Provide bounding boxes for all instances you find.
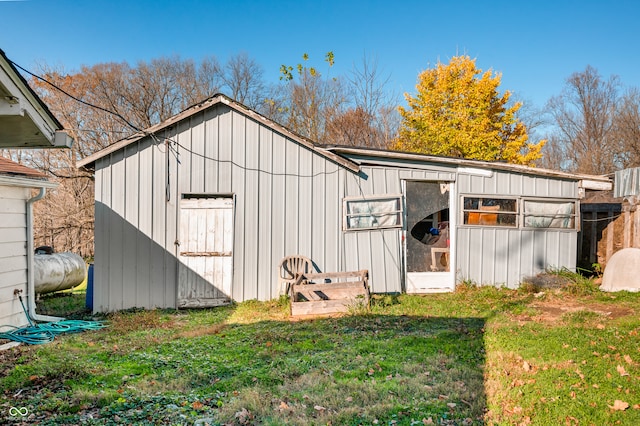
[1,276,639,425]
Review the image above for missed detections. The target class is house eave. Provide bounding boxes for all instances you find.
[0,49,73,149]
[0,175,57,189]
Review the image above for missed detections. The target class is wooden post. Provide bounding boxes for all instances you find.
[606,213,615,263]
[624,210,631,248]
[590,211,598,263]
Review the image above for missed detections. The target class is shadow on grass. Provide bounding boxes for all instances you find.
[209,314,488,425]
[1,306,487,425]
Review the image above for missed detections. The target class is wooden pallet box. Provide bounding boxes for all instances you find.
[289,270,370,316]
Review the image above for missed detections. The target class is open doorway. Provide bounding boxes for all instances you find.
[404,181,454,293]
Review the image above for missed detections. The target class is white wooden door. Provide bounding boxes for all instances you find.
[177,197,233,307]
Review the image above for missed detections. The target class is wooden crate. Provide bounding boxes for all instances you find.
[290,270,370,316]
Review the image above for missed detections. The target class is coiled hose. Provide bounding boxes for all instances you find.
[0,295,106,345]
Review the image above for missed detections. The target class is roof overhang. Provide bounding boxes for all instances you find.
[327,146,613,188]
[0,174,57,189]
[0,49,73,149]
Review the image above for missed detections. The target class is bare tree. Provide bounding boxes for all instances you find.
[614,87,640,168]
[325,107,375,146]
[343,55,400,148]
[222,52,266,110]
[546,66,621,174]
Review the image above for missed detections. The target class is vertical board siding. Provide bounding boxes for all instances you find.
[298,148,313,258]
[257,126,274,300]
[93,165,104,313]
[456,169,579,288]
[284,136,300,257]
[458,171,578,199]
[309,155,328,271]
[97,159,111,312]
[0,186,29,329]
[218,110,232,192]
[243,113,260,301]
[204,107,219,193]
[109,150,125,311]
[122,145,139,309]
[137,138,153,309]
[231,111,246,300]
[165,128,179,308]
[190,114,206,193]
[457,227,576,288]
[151,135,169,309]
[94,103,357,310]
[93,102,585,311]
[271,132,287,292]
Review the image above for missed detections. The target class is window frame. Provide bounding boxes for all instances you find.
[521,198,580,230]
[460,194,580,230]
[461,196,519,228]
[342,194,404,231]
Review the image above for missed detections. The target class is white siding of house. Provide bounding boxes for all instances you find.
[0,185,29,330]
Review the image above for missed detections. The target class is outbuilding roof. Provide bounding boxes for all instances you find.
[77,93,612,191]
[77,94,360,173]
[325,146,612,190]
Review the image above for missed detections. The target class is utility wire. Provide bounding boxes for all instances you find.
[582,213,623,222]
[11,59,340,178]
[9,60,144,133]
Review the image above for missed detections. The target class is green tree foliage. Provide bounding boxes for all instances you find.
[393,55,544,166]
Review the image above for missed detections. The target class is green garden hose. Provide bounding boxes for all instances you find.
[0,295,106,345]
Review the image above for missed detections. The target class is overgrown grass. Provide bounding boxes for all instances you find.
[1,280,639,425]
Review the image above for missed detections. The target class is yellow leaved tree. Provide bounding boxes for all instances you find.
[392,55,544,166]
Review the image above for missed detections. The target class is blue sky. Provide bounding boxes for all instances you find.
[1,0,638,110]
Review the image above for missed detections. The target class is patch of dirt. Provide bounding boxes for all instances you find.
[528,300,634,323]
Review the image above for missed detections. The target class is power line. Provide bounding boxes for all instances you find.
[11,59,341,178]
[9,59,144,133]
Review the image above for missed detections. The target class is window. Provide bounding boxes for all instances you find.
[461,196,579,229]
[462,197,518,227]
[523,200,577,229]
[343,195,403,230]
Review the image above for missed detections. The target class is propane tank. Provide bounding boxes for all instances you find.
[34,252,86,294]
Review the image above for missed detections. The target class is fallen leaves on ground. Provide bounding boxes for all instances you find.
[608,400,629,411]
[617,365,630,376]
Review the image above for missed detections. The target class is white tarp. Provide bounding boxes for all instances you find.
[524,201,574,228]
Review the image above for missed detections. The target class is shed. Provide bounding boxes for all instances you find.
[78,94,612,312]
[0,49,72,341]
